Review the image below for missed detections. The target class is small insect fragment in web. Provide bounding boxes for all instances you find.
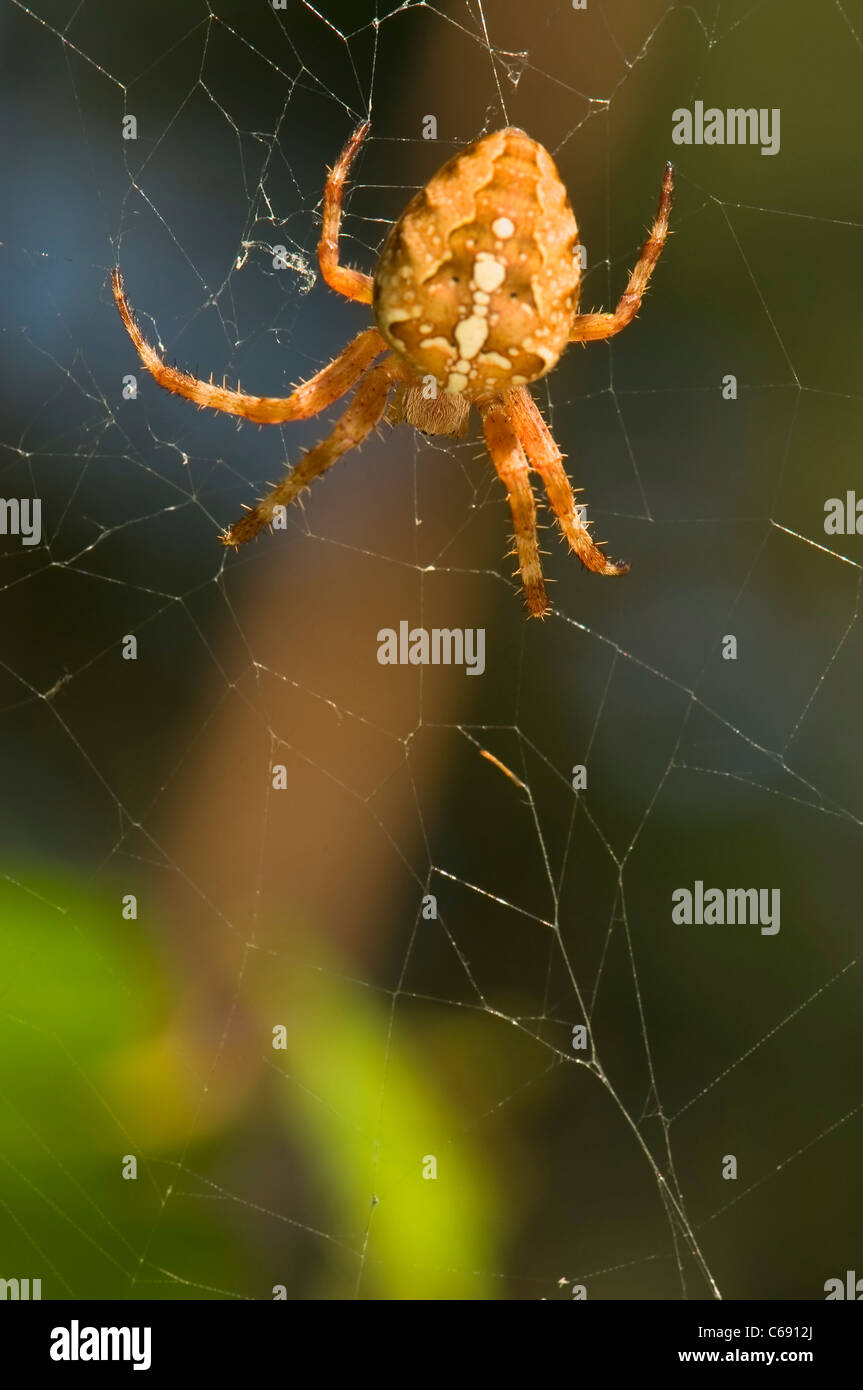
[112,122,672,617]
[479,748,527,792]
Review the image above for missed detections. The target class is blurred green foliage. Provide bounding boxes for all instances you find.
[0,872,499,1298]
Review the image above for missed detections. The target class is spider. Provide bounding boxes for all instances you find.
[112,123,672,617]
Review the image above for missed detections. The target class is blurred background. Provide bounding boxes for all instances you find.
[0,0,861,1299]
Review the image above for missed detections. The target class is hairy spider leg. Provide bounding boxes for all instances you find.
[318,119,375,305]
[570,163,673,343]
[112,270,386,423]
[222,355,408,546]
[508,387,629,577]
[480,397,549,618]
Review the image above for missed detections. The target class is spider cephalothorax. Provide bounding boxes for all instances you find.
[113,122,672,616]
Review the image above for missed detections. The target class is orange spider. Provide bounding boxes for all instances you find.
[112,123,672,617]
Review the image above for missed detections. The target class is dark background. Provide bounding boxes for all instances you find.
[0,0,861,1299]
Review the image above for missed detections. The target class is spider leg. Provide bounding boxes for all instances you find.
[479,397,549,618]
[318,119,375,305]
[112,270,386,423]
[222,355,408,546]
[508,386,629,577]
[570,163,673,343]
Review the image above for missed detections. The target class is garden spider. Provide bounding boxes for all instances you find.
[112,123,672,616]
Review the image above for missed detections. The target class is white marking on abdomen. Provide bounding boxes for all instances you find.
[454,314,489,361]
[473,252,506,293]
[444,253,509,394]
[419,336,456,354]
[479,351,512,372]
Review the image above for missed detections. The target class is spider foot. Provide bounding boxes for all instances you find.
[221,503,267,547]
[577,542,630,577]
[527,592,552,619]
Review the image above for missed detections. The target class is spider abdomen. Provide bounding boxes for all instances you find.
[373,128,581,401]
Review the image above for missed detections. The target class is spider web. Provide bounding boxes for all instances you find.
[1,0,862,1301]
